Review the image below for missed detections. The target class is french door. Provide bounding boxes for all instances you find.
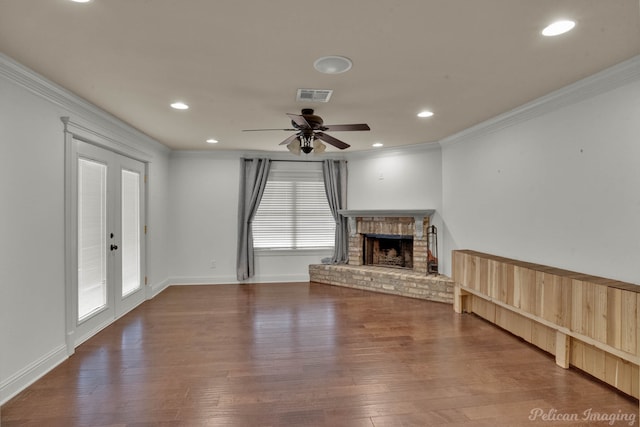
[72,139,146,346]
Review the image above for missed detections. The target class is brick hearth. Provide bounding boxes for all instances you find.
[309,264,454,304]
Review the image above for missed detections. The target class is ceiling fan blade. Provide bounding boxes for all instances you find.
[286,113,311,129]
[322,123,370,132]
[242,128,297,132]
[279,134,300,146]
[315,132,350,150]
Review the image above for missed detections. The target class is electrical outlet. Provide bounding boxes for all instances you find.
[210,260,216,269]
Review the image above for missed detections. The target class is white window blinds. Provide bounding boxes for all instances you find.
[252,162,336,249]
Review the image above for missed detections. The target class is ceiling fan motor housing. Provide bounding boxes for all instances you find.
[292,108,324,129]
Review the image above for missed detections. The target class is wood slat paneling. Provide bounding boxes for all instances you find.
[452,250,640,402]
[622,290,638,354]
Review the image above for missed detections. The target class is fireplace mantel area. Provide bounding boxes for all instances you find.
[309,209,454,304]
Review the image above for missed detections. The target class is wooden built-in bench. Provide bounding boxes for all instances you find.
[452,250,639,405]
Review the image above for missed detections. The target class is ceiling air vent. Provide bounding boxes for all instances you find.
[296,89,333,103]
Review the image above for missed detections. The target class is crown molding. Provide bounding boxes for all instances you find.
[345,141,441,161]
[0,53,169,157]
[439,54,640,147]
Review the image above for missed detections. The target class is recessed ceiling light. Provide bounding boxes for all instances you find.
[170,101,189,110]
[314,56,353,74]
[417,110,434,118]
[372,142,384,148]
[70,0,91,3]
[542,20,576,36]
[206,139,218,144]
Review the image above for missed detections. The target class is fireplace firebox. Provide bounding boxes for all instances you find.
[363,234,413,269]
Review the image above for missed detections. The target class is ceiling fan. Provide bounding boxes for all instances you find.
[243,108,370,154]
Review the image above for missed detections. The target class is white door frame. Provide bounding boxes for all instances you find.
[63,117,149,355]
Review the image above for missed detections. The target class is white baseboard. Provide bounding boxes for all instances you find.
[0,344,68,405]
[167,275,239,285]
[244,273,311,283]
[167,273,310,286]
[146,278,171,299]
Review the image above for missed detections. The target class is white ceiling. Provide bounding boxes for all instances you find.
[1,0,639,153]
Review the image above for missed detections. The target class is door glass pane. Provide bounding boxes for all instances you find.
[121,169,141,296]
[78,158,107,320]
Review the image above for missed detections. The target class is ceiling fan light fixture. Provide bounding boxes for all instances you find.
[314,56,353,74]
[313,139,327,154]
[287,138,301,155]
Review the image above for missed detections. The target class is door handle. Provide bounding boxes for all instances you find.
[110,244,118,251]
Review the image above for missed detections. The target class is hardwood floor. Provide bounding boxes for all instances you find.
[2,283,637,426]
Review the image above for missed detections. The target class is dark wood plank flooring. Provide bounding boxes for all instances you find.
[2,283,637,426]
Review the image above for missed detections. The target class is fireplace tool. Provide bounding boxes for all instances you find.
[427,225,438,275]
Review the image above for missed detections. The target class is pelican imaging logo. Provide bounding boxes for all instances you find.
[529,408,636,425]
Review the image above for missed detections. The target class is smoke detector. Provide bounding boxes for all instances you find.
[314,56,353,74]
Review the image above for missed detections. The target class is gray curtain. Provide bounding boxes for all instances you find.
[322,159,349,264]
[236,158,271,281]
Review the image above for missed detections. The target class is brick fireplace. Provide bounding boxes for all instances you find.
[341,210,433,275]
[309,210,454,304]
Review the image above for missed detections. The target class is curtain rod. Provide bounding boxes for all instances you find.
[241,157,346,163]
[271,159,347,163]
[273,159,323,163]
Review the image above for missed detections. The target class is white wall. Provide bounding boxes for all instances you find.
[347,145,442,210]
[168,152,332,284]
[441,57,640,284]
[168,152,240,283]
[0,55,171,403]
[0,73,67,403]
[346,145,445,270]
[169,147,446,282]
[146,149,172,295]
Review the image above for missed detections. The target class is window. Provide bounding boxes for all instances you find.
[252,161,335,249]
